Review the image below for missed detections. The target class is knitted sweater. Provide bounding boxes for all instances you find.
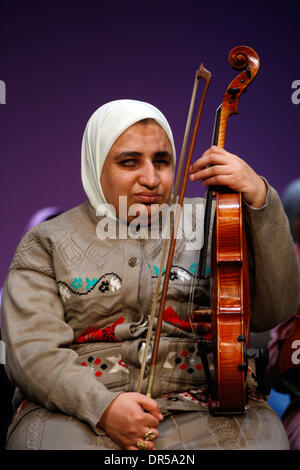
[2,184,299,434]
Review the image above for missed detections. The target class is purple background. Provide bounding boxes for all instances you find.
[1,0,300,287]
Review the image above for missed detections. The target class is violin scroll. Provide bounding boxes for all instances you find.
[222,46,260,117]
[217,46,260,149]
[228,46,259,72]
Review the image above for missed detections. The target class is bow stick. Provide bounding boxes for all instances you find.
[136,64,211,397]
[136,68,201,393]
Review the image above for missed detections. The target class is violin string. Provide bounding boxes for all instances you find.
[136,70,200,393]
[186,249,199,340]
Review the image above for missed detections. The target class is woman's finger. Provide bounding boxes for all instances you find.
[190,164,233,182]
[142,426,160,441]
[126,438,156,451]
[199,173,243,189]
[135,393,163,421]
[203,145,228,157]
[190,153,231,174]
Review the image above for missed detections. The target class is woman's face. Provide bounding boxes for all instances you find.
[100,121,174,223]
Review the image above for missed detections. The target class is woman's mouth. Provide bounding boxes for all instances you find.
[134,193,161,204]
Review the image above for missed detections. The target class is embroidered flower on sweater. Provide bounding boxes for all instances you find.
[163,348,203,374]
[58,284,71,302]
[110,276,121,292]
[169,271,178,281]
[99,281,109,293]
[80,352,129,378]
[75,317,125,343]
[153,265,166,276]
[189,262,199,275]
[86,277,98,290]
[177,268,191,282]
[58,272,122,295]
[71,277,83,290]
[163,388,209,406]
[163,306,192,331]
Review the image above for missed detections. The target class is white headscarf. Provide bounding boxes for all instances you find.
[81,99,176,219]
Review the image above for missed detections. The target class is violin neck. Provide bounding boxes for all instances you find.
[198,104,222,279]
[212,104,222,146]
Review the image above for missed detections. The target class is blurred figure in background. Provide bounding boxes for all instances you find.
[0,206,62,450]
[267,178,300,450]
[0,207,62,318]
[282,179,300,257]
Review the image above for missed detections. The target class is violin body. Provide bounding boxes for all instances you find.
[210,191,250,413]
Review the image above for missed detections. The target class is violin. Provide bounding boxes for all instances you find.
[202,46,260,414]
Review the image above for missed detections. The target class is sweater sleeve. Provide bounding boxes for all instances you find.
[243,181,300,332]
[1,229,121,434]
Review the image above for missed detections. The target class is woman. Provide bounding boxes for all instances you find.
[2,99,300,450]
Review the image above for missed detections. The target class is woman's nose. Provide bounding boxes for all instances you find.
[138,162,160,188]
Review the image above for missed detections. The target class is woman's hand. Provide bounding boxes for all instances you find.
[189,146,267,208]
[97,392,163,450]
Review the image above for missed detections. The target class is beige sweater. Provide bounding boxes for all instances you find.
[2,185,300,434]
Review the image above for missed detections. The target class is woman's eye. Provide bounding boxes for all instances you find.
[154,159,170,166]
[118,157,171,168]
[120,159,137,167]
